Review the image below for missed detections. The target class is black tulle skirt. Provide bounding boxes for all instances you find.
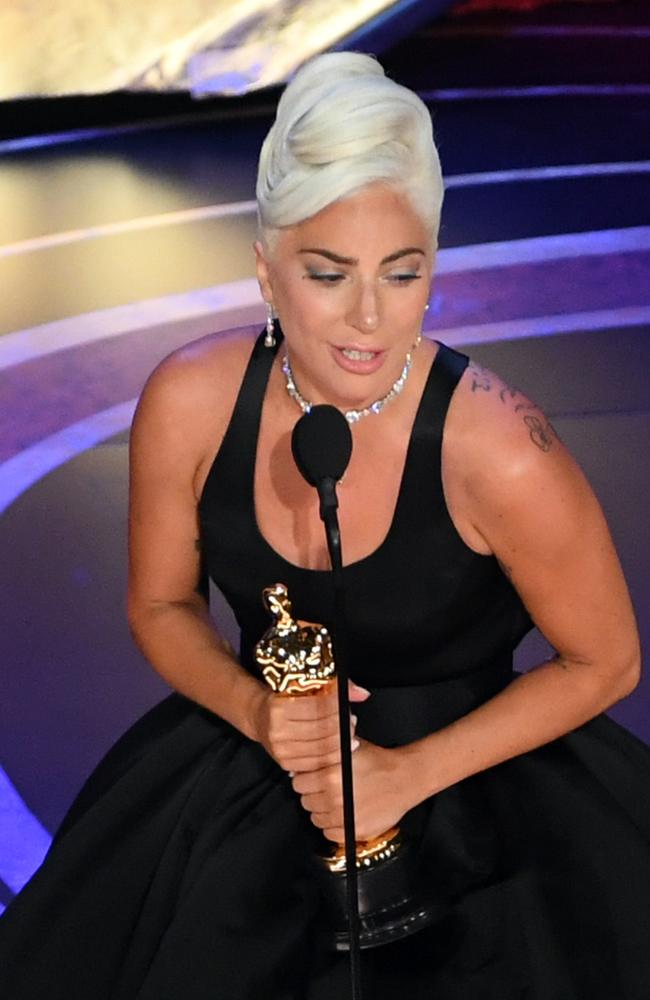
[1,689,650,999]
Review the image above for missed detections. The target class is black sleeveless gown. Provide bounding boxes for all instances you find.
[1,332,650,999]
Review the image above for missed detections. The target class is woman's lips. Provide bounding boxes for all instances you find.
[331,344,386,375]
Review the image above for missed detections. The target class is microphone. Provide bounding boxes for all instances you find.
[291,405,352,522]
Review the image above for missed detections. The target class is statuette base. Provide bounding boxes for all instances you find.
[317,839,438,951]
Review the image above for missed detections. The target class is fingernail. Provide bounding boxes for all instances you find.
[351,739,360,752]
[288,771,295,778]
[351,715,358,726]
[355,685,371,696]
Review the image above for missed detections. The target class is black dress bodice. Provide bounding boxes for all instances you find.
[198,332,532,711]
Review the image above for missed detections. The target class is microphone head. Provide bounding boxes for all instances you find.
[291,405,352,486]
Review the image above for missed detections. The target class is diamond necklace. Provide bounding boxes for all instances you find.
[281,349,415,424]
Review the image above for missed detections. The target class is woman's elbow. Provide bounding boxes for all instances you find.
[126,587,148,634]
[615,643,642,699]
[601,637,642,705]
[125,590,169,643]
[563,639,642,710]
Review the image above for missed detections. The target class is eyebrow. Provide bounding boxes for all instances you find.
[298,247,425,266]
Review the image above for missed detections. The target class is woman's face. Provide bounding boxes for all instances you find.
[255,183,434,411]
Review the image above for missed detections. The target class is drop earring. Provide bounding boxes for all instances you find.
[265,303,276,348]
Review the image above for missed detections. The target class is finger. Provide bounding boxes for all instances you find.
[292,768,336,795]
[275,739,354,773]
[290,737,360,773]
[280,731,352,760]
[300,792,328,814]
[308,812,333,831]
[277,681,338,720]
[303,806,344,833]
[280,749,342,773]
[348,681,371,703]
[270,706,358,746]
[278,747,340,771]
[276,692,341,722]
[323,827,345,843]
[269,686,360,733]
[293,732,342,755]
[268,722,342,757]
[275,712,358,743]
[274,731,361,772]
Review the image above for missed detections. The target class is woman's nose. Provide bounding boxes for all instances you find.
[347,283,380,333]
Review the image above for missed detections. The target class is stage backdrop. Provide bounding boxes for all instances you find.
[0,0,453,100]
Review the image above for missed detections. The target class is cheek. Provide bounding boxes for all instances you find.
[278,279,342,327]
[383,289,428,326]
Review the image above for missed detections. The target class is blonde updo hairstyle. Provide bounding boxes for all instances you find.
[256,52,444,252]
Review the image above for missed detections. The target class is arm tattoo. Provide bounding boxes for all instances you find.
[470,364,530,409]
[468,363,556,451]
[470,366,492,393]
[523,415,557,452]
[499,384,536,414]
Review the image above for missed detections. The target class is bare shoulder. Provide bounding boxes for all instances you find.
[444,356,594,554]
[452,358,559,462]
[442,356,640,691]
[138,325,258,417]
[131,325,259,492]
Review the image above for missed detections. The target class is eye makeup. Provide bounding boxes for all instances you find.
[305,269,346,283]
[386,272,422,283]
[303,267,422,285]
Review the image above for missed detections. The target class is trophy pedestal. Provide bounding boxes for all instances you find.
[317,840,437,951]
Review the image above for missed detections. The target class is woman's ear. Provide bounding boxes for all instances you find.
[253,240,273,304]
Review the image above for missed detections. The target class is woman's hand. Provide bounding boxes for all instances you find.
[253,680,370,774]
[291,739,412,843]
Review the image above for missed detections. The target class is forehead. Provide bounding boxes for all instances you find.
[277,183,431,259]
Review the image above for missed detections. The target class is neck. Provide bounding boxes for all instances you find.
[281,348,418,424]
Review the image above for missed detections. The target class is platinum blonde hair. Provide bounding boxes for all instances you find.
[256,53,443,250]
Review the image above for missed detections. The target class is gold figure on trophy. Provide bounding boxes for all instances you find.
[255,583,336,695]
[254,583,400,873]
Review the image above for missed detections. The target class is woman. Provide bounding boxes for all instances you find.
[1,52,648,999]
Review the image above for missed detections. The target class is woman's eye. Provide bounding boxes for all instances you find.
[305,271,420,284]
[388,273,421,284]
[307,273,345,284]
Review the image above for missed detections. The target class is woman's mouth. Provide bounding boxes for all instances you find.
[341,348,377,361]
[332,345,385,374]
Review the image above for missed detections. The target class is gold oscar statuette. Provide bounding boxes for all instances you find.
[254,583,401,873]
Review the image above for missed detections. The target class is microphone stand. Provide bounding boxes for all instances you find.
[316,476,363,1000]
[282,403,435,978]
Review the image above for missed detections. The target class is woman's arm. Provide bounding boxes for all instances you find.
[127,337,362,771]
[127,341,265,740]
[399,364,640,804]
[294,364,641,841]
